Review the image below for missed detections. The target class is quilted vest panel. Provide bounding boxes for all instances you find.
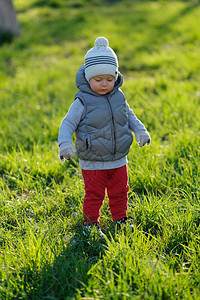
[74,89,133,161]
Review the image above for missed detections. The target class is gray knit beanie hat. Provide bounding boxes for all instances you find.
[84,37,118,82]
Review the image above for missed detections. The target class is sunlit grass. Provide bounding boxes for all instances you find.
[0,0,200,299]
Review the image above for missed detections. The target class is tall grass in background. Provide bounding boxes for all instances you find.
[0,0,199,299]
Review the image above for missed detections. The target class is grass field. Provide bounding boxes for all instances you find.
[0,0,200,299]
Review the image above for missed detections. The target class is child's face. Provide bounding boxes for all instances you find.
[89,75,115,95]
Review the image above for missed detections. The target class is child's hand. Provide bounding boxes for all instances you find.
[135,130,151,148]
[59,142,76,161]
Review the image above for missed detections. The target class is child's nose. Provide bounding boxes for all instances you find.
[102,80,107,86]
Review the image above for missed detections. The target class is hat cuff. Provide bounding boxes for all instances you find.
[85,64,118,82]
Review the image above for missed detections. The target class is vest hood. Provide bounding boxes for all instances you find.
[75,65,123,95]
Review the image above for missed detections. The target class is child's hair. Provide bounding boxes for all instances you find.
[84,37,119,82]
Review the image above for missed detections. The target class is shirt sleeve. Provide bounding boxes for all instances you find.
[58,99,85,146]
[126,102,146,133]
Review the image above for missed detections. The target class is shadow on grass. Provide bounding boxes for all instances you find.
[16,11,87,48]
[120,1,200,72]
[24,229,106,299]
[15,0,200,66]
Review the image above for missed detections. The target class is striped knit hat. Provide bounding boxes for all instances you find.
[85,37,118,82]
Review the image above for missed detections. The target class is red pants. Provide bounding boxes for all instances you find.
[82,165,129,224]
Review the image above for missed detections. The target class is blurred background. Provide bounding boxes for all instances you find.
[0,1,200,299]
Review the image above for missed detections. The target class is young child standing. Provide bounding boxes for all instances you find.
[58,37,150,232]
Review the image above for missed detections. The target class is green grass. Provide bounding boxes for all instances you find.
[0,0,200,299]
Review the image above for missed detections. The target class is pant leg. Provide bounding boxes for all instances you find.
[82,169,107,224]
[107,165,129,221]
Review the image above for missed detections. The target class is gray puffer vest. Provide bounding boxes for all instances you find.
[74,65,133,161]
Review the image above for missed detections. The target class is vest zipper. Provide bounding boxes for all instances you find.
[106,96,116,156]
